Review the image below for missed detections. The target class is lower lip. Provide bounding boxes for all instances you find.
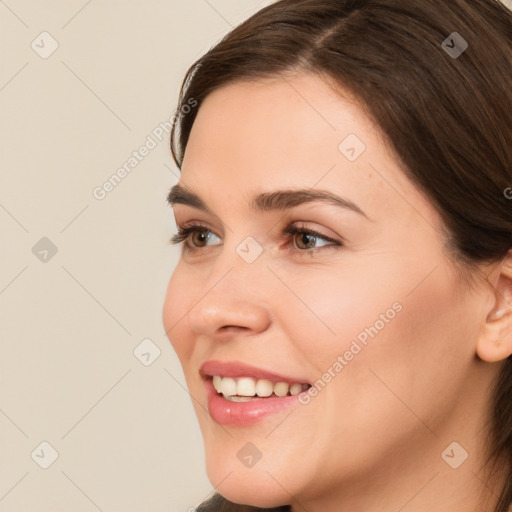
[204,378,306,426]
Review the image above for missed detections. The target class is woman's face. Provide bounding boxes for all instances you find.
[162,74,491,509]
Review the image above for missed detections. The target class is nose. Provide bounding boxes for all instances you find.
[186,265,272,341]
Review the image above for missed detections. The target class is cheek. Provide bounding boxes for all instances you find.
[162,263,195,361]
[273,262,404,372]
[278,255,469,411]
[323,262,471,426]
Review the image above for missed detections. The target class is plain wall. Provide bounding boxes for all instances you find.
[1,1,511,511]
[0,2,273,511]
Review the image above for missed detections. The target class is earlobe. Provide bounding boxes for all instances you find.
[476,340,511,364]
[476,308,512,363]
[476,252,512,363]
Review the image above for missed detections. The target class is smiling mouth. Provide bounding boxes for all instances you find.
[210,375,311,401]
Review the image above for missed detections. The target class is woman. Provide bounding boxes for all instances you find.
[162,0,512,511]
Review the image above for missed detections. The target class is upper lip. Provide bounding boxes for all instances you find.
[200,360,310,384]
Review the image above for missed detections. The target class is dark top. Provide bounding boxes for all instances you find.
[196,493,291,512]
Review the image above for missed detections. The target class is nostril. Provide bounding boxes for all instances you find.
[216,325,250,337]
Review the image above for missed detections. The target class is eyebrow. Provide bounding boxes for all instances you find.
[167,183,369,218]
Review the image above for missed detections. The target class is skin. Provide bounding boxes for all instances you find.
[162,73,512,512]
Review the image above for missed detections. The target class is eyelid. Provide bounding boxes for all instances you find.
[169,220,343,254]
[169,221,221,246]
[281,222,343,247]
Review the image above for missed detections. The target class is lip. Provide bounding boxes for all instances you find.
[203,377,308,426]
[199,360,311,385]
[200,360,311,426]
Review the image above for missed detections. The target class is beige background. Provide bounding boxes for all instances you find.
[0,1,274,511]
[1,1,511,511]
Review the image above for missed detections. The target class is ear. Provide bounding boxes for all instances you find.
[476,249,512,363]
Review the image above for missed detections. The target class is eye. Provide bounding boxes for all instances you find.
[169,222,342,255]
[169,223,221,249]
[281,224,342,254]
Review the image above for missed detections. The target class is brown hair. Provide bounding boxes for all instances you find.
[170,1,512,510]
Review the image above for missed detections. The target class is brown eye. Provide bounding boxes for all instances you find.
[169,224,221,250]
[190,229,211,247]
[280,224,342,255]
[294,232,317,250]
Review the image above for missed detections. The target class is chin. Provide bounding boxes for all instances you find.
[204,450,294,509]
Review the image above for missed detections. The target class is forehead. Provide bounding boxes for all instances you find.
[186,74,379,164]
[180,74,439,227]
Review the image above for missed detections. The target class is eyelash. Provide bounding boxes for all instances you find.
[169,222,342,255]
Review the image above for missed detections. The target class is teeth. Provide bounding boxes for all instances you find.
[255,379,273,397]
[289,383,303,395]
[274,382,289,397]
[237,377,257,396]
[225,395,254,402]
[213,375,222,393]
[220,377,237,397]
[212,375,309,398]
